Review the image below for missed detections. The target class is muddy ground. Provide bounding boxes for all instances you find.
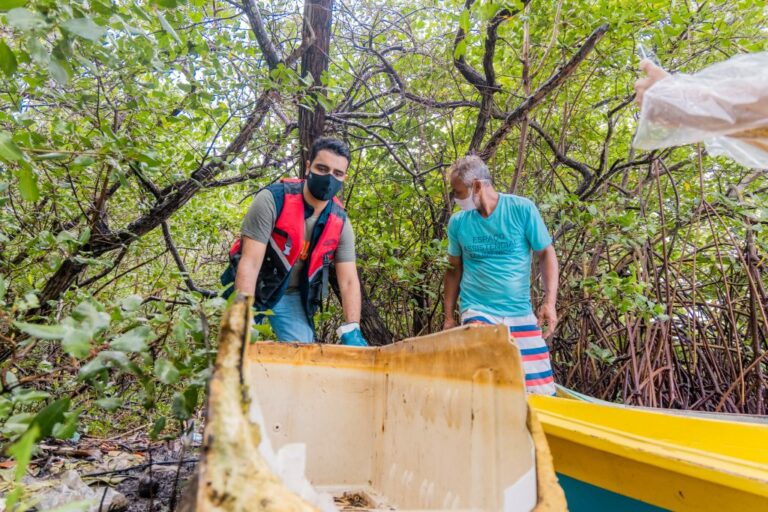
[1,434,199,511]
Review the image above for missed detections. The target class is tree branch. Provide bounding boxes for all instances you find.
[599,95,635,175]
[327,114,416,176]
[365,48,481,111]
[78,246,128,288]
[479,23,609,161]
[529,121,595,195]
[161,221,217,297]
[241,0,282,71]
[452,0,487,91]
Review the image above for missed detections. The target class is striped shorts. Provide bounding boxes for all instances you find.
[461,309,556,396]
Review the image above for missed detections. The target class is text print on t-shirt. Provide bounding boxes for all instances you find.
[466,233,521,259]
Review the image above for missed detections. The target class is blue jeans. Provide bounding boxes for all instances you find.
[262,291,314,343]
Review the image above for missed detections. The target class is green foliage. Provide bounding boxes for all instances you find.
[59,17,107,41]
[0,131,23,161]
[5,398,72,507]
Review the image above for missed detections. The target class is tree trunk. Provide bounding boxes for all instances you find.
[298,0,334,166]
[299,0,391,344]
[330,266,394,346]
[37,259,87,312]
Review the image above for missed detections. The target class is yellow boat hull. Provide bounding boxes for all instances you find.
[530,395,768,511]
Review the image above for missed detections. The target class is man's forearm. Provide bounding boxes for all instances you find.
[336,261,362,323]
[540,246,559,305]
[339,280,362,323]
[234,264,258,296]
[235,238,267,296]
[443,270,461,320]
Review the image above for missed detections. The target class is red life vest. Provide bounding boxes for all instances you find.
[222,179,347,325]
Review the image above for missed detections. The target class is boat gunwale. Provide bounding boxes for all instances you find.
[532,399,768,497]
[246,324,525,387]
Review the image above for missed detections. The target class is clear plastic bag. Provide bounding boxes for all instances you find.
[633,52,768,168]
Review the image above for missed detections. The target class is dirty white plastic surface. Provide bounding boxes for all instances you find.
[30,470,126,511]
[245,325,538,511]
[634,52,768,168]
[250,398,338,511]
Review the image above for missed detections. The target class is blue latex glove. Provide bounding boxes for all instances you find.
[338,323,368,347]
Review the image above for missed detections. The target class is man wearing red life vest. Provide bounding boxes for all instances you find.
[231,138,367,346]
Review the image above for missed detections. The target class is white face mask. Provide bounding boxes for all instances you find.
[454,189,478,211]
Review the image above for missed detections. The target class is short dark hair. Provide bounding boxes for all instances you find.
[309,137,351,164]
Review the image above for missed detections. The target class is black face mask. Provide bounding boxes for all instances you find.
[307,171,343,201]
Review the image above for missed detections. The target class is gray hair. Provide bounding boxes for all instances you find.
[449,155,492,187]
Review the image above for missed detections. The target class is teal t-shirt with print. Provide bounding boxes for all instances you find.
[447,194,552,317]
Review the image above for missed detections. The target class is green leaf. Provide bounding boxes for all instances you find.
[27,37,48,64]
[60,17,107,41]
[62,325,91,358]
[5,369,18,388]
[52,410,79,439]
[141,379,156,408]
[0,39,17,75]
[95,397,122,411]
[184,386,199,410]
[149,416,166,440]
[78,356,107,378]
[35,152,69,160]
[49,57,72,85]
[30,397,70,439]
[156,11,181,44]
[72,155,95,167]
[171,392,190,420]
[56,230,79,244]
[9,424,39,482]
[172,317,189,342]
[110,325,150,352]
[14,321,65,339]
[0,396,12,420]
[78,227,91,245]
[154,358,180,384]
[120,294,143,312]
[11,388,49,402]
[80,351,143,379]
[17,164,39,202]
[3,412,33,436]
[6,7,46,32]
[454,39,467,60]
[459,8,470,33]
[171,386,199,420]
[315,94,334,112]
[5,487,22,510]
[73,301,110,332]
[0,131,24,162]
[0,0,27,11]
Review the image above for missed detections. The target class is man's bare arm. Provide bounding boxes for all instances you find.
[443,255,463,329]
[535,245,559,338]
[335,261,361,323]
[234,236,267,296]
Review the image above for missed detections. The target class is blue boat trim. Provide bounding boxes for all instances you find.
[557,473,669,512]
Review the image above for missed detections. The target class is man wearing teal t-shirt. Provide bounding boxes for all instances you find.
[442,156,559,395]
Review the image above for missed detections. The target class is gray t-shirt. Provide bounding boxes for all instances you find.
[241,189,356,290]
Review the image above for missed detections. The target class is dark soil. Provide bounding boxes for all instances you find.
[25,436,200,512]
[107,440,198,512]
[116,459,196,512]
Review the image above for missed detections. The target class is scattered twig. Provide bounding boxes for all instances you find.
[83,459,199,478]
